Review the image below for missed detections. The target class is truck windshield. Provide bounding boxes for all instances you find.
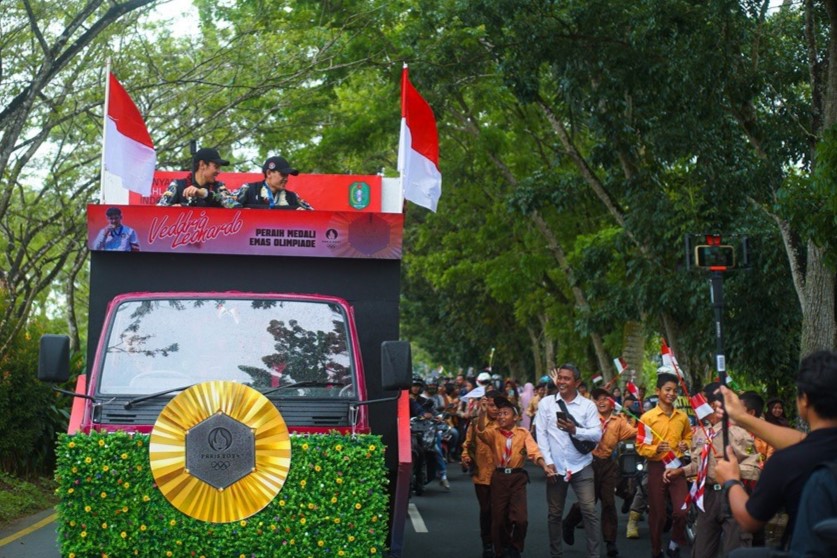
[98,298,355,398]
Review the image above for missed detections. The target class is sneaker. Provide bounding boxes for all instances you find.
[562,520,575,545]
[606,542,619,557]
[440,477,450,490]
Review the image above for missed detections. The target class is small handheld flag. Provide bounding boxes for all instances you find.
[592,372,604,385]
[690,393,714,421]
[663,451,682,470]
[626,381,640,400]
[613,357,628,375]
[637,422,654,445]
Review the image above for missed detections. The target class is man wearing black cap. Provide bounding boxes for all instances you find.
[158,147,236,207]
[234,156,312,210]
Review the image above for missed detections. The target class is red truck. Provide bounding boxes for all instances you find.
[39,186,414,557]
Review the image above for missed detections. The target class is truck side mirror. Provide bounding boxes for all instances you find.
[39,334,71,383]
[381,341,411,391]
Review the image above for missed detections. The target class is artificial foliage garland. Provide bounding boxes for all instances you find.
[55,431,389,557]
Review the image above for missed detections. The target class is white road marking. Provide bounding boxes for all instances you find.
[408,503,428,533]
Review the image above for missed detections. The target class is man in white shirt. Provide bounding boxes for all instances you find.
[536,363,602,558]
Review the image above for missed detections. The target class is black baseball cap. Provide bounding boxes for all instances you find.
[193,147,230,166]
[263,156,299,176]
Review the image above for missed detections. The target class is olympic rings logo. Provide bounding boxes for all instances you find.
[211,461,231,470]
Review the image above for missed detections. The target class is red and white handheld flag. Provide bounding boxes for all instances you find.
[636,422,654,445]
[626,380,640,400]
[613,357,628,375]
[398,65,442,212]
[661,340,679,370]
[662,451,682,470]
[690,393,714,421]
[101,72,156,202]
[591,372,604,385]
[609,397,623,413]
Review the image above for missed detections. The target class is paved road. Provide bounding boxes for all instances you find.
[1,463,691,557]
[403,463,691,558]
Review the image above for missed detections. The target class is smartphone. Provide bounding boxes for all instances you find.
[555,411,567,422]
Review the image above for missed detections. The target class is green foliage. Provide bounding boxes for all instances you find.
[55,431,389,557]
[0,472,58,525]
[0,317,73,476]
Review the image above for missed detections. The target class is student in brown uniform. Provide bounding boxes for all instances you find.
[663,384,760,558]
[637,372,693,558]
[461,390,501,558]
[563,387,638,557]
[478,396,553,558]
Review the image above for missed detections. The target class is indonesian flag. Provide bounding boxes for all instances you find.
[663,450,682,470]
[609,397,623,413]
[636,422,654,445]
[626,380,640,399]
[398,65,442,212]
[102,72,156,202]
[613,357,628,375]
[592,372,604,385]
[690,393,714,421]
[661,340,679,370]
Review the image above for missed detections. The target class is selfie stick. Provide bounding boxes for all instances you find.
[709,271,730,452]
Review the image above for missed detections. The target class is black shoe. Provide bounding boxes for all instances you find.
[482,543,493,558]
[503,548,521,558]
[621,498,631,514]
[606,542,619,557]
[562,520,575,545]
[665,547,680,558]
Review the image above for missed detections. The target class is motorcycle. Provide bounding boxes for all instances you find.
[410,415,442,496]
[616,440,696,542]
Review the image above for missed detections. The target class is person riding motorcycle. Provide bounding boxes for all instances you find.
[409,377,451,490]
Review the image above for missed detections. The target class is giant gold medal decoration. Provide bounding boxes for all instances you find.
[149,381,291,523]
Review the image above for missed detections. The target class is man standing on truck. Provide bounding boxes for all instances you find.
[158,147,236,207]
[93,207,140,251]
[234,155,313,210]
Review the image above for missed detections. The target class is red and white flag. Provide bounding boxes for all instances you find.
[626,380,640,400]
[609,397,623,413]
[663,450,682,470]
[636,422,654,445]
[661,340,679,371]
[591,372,604,385]
[613,357,628,375]
[398,65,442,212]
[690,393,714,421]
[101,72,156,202]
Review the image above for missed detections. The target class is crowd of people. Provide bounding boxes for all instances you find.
[408,350,837,558]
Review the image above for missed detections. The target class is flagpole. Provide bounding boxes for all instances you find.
[663,340,722,458]
[100,59,112,203]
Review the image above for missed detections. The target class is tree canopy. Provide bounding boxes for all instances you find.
[2,0,835,398]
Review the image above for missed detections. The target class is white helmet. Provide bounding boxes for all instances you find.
[476,372,492,383]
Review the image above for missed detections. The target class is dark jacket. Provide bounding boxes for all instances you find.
[235,181,312,210]
[157,175,234,207]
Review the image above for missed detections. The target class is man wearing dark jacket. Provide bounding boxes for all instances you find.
[157,147,235,207]
[235,156,312,210]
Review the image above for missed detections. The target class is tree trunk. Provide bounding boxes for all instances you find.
[800,241,837,352]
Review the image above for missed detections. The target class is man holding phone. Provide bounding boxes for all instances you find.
[535,364,602,558]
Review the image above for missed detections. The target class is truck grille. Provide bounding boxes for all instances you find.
[96,399,352,428]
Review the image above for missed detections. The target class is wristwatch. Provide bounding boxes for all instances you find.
[723,479,744,492]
